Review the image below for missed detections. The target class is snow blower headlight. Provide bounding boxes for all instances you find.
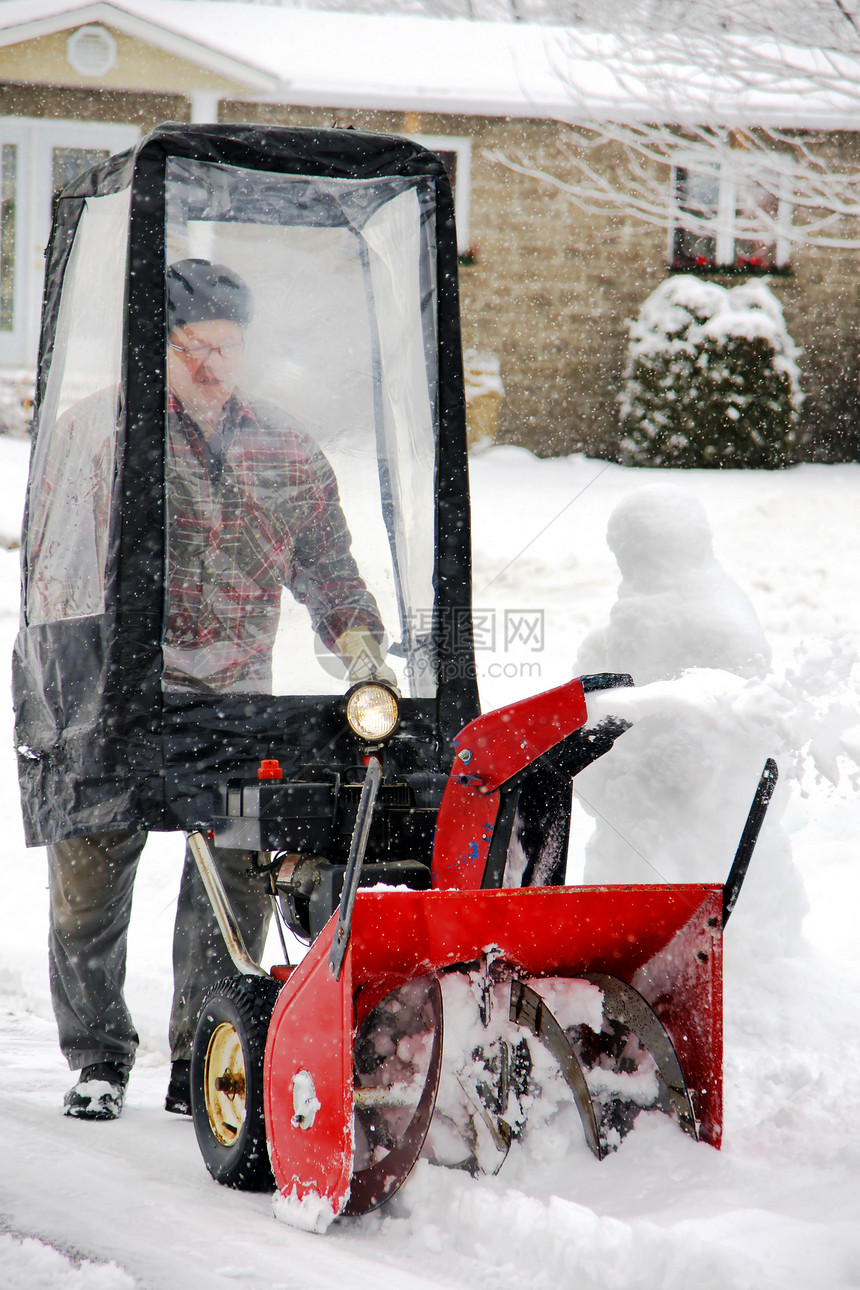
[345,683,400,743]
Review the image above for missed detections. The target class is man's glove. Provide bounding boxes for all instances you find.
[334,628,398,687]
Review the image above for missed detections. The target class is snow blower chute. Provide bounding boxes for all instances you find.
[14,124,777,1230]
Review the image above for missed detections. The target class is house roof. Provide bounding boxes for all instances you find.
[1,0,859,128]
[0,0,278,90]
[288,0,860,59]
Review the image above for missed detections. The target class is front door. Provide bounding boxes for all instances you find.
[0,118,139,370]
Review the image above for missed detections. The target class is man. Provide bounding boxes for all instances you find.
[54,259,393,1120]
[162,258,393,694]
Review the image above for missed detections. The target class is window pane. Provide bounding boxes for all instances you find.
[672,165,719,269]
[26,187,129,625]
[51,146,110,196]
[734,177,779,270]
[164,158,439,699]
[0,143,17,332]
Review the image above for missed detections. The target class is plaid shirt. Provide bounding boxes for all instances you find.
[164,392,384,693]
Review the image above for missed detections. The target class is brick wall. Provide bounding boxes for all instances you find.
[774,132,860,461]
[456,119,668,459]
[0,84,187,133]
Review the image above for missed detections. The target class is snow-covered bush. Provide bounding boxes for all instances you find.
[620,276,802,469]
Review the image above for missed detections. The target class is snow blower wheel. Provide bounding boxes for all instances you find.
[191,975,283,1191]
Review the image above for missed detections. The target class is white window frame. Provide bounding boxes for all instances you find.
[410,134,472,255]
[0,122,32,368]
[669,150,794,272]
[0,118,139,368]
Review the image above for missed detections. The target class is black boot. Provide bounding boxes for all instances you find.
[64,1062,128,1120]
[165,1059,192,1116]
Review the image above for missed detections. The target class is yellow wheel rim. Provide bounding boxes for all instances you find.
[204,1022,247,1146]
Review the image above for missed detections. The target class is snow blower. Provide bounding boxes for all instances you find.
[187,673,776,1228]
[13,123,777,1230]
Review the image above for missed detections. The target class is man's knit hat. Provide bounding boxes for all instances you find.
[166,258,254,331]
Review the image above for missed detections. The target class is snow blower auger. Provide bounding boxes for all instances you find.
[186,672,778,1230]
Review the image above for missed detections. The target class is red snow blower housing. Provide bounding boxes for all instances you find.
[15,124,777,1230]
[190,673,775,1226]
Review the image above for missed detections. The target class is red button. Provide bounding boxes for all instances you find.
[258,759,283,780]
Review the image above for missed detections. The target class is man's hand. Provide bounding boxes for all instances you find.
[335,628,398,688]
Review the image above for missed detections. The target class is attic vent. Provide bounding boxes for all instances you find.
[66,25,118,78]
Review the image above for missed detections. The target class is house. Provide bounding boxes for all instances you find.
[1,0,858,459]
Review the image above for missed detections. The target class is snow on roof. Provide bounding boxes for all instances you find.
[294,0,860,59]
[2,0,860,127]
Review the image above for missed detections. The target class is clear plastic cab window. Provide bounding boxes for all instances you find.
[25,187,130,627]
[163,158,438,700]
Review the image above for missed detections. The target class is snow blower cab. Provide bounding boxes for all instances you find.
[15,123,477,852]
[15,124,777,1228]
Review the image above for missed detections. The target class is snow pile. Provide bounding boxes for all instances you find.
[620,275,802,469]
[0,1234,135,1289]
[573,482,859,959]
[273,1187,337,1235]
[384,1148,765,1290]
[578,670,807,959]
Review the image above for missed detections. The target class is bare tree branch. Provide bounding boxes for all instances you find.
[489,20,860,251]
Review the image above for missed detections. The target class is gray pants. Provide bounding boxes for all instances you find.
[48,831,272,1073]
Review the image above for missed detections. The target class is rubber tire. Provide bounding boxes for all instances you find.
[191,974,282,1191]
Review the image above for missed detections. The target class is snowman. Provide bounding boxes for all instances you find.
[574,485,806,960]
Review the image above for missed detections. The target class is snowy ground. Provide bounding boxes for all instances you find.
[1,435,858,1288]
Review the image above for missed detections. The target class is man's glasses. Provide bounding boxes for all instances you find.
[169,340,244,363]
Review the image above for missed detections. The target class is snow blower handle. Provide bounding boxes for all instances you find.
[722,758,779,927]
[186,830,269,977]
[329,754,383,980]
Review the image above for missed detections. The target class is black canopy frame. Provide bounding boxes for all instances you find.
[13,124,478,846]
